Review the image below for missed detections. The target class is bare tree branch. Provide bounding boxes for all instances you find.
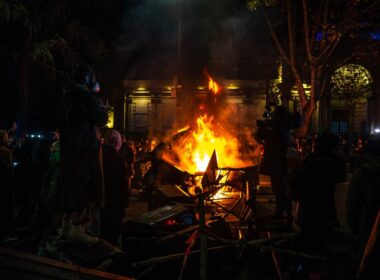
[319,66,329,100]
[310,66,316,103]
[302,0,313,62]
[260,8,291,65]
[318,0,330,54]
[286,0,296,67]
[319,0,380,63]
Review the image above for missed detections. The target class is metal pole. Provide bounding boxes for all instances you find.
[358,210,380,279]
[175,0,182,109]
[177,0,181,64]
[267,231,284,280]
[198,192,208,280]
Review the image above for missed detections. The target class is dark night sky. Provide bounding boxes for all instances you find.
[117,0,277,81]
[0,0,277,131]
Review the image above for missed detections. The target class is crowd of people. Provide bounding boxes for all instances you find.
[0,67,379,278]
[0,122,154,243]
[257,105,380,278]
[0,67,140,247]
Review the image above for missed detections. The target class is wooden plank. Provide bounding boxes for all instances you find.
[0,246,134,280]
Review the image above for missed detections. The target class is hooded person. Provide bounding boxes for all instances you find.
[59,66,108,245]
[100,129,129,244]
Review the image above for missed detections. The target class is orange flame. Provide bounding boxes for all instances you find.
[208,76,220,95]
[172,114,258,174]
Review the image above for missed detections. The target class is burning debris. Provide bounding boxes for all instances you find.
[159,113,260,175]
[139,72,261,210]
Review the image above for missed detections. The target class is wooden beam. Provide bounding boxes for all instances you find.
[0,246,134,280]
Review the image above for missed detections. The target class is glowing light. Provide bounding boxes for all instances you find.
[133,87,150,94]
[177,126,190,134]
[134,98,150,106]
[331,64,373,99]
[106,111,114,129]
[28,134,43,139]
[226,84,239,90]
[208,76,220,95]
[371,31,380,41]
[291,83,311,97]
[271,62,282,96]
[171,114,251,173]
[211,186,230,200]
[374,128,380,134]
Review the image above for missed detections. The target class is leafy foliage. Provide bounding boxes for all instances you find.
[331,64,373,102]
[246,0,277,11]
[32,36,69,65]
[0,0,10,21]
[0,0,123,129]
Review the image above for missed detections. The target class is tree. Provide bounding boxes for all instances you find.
[0,0,110,131]
[247,0,380,137]
[331,64,373,131]
[0,1,35,131]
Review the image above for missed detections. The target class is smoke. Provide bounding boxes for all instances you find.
[117,0,264,169]
[119,0,178,79]
[118,0,259,80]
[208,12,249,77]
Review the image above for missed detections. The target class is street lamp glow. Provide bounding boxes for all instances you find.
[374,128,380,134]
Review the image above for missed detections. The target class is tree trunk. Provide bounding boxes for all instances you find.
[296,99,317,138]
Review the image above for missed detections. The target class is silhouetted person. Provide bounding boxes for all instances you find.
[0,130,14,239]
[119,136,135,190]
[292,133,345,277]
[297,133,346,249]
[347,138,380,278]
[258,106,292,221]
[31,132,59,210]
[59,66,107,245]
[7,122,19,151]
[40,131,61,235]
[101,130,129,244]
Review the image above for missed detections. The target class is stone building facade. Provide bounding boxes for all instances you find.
[110,79,268,138]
